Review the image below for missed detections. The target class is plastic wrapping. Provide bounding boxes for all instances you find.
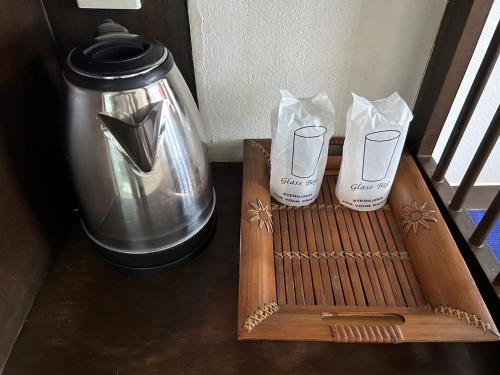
[270,90,335,206]
[336,92,413,211]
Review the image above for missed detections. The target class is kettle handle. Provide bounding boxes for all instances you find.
[95,19,129,37]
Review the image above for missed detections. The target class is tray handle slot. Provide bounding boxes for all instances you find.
[321,312,405,343]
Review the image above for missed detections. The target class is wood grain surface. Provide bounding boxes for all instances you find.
[238,141,277,333]
[238,140,498,343]
[3,164,500,374]
[388,154,499,335]
[0,0,71,371]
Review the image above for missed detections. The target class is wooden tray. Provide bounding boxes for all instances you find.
[238,139,499,343]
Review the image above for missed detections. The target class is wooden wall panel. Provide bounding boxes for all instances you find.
[41,0,197,98]
[0,0,69,371]
[0,1,197,369]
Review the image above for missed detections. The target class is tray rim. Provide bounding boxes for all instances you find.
[238,139,499,343]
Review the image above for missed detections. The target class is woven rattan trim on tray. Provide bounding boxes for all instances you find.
[238,139,499,342]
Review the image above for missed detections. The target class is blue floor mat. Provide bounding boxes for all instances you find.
[468,210,500,262]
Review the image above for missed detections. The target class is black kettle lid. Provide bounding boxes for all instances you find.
[65,19,174,90]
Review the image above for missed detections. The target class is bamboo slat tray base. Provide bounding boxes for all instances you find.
[238,139,499,343]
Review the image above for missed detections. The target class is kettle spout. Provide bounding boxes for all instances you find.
[98,100,166,173]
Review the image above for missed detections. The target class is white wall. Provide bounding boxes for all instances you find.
[188,0,447,161]
[432,1,500,186]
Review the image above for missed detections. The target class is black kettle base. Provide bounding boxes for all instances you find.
[88,213,216,275]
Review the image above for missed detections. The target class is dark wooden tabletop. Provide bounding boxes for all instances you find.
[5,163,500,375]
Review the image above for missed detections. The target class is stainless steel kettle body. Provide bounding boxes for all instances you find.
[65,21,215,270]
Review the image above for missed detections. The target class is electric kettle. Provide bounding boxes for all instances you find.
[64,20,215,271]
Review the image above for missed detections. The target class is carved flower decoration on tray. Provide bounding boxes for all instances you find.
[401,201,437,234]
[248,198,273,233]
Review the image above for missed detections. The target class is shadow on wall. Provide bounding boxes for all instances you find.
[208,140,245,162]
